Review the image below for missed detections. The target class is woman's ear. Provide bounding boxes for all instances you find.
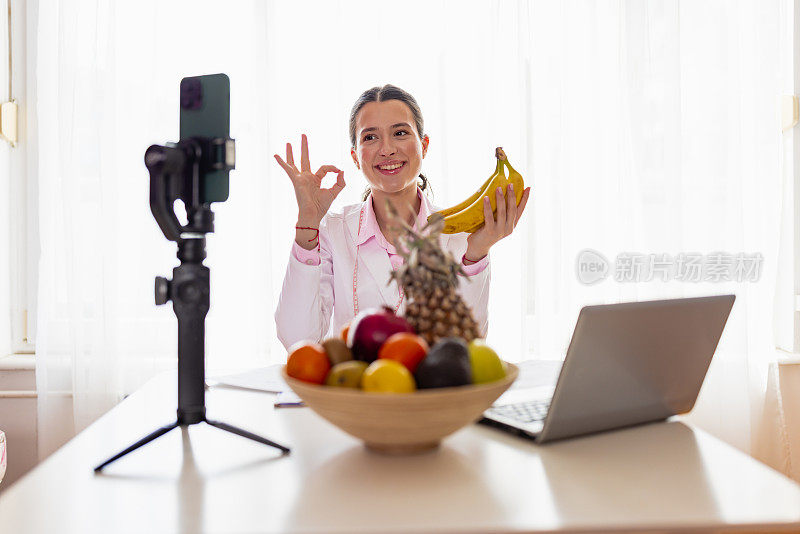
[422,135,430,158]
[351,148,360,170]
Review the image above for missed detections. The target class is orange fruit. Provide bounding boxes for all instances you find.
[341,322,351,343]
[287,342,331,384]
[378,332,429,373]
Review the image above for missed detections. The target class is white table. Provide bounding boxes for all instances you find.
[2,371,800,533]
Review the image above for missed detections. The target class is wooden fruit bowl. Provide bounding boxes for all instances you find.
[281,363,518,454]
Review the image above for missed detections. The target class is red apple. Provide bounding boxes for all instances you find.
[347,306,415,363]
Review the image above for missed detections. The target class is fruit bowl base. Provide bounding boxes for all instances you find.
[365,441,440,455]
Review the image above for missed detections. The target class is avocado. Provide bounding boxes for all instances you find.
[414,337,472,389]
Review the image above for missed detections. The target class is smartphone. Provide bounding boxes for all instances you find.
[179,73,231,203]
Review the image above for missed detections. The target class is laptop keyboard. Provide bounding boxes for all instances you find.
[486,399,551,424]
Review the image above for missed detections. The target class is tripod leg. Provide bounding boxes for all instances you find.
[205,419,290,454]
[94,421,180,472]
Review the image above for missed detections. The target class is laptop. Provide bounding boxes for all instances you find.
[479,295,736,443]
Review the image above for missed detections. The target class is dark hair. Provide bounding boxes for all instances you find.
[349,84,431,202]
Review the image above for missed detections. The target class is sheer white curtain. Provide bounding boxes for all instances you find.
[34,0,790,475]
[524,1,785,463]
[34,0,277,456]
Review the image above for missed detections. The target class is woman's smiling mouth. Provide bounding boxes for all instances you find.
[375,161,406,175]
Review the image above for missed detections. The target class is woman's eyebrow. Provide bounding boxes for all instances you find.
[361,122,412,134]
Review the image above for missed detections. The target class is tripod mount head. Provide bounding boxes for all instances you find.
[145,136,235,242]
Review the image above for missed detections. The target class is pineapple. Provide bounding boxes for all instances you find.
[387,204,480,346]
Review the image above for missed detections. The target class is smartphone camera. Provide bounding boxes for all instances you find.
[180,78,203,111]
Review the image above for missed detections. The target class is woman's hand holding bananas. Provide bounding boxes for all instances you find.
[429,148,531,262]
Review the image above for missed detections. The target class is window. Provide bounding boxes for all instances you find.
[2,0,36,355]
[776,0,798,354]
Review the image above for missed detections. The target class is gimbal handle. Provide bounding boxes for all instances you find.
[145,143,189,242]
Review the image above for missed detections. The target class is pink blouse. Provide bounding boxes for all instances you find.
[292,189,489,275]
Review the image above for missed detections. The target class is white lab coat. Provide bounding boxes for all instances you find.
[274,193,491,350]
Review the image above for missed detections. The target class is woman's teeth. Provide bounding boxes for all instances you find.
[376,162,405,174]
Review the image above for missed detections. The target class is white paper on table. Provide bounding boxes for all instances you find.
[206,359,561,399]
[208,365,306,407]
[509,359,563,390]
[493,359,563,406]
[207,364,287,393]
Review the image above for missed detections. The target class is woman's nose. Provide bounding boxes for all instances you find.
[378,137,396,156]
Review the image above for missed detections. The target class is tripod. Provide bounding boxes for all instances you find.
[94,138,289,472]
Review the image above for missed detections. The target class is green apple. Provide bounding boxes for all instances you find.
[325,360,368,388]
[468,339,506,384]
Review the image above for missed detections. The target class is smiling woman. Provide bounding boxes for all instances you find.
[21,0,796,490]
[349,91,431,248]
[273,84,529,349]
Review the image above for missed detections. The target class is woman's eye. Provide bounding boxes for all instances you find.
[363,130,408,142]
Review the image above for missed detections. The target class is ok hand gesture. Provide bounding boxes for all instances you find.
[274,134,346,226]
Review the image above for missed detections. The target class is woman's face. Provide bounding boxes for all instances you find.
[351,100,429,195]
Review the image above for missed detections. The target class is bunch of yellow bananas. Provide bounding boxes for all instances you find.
[429,147,525,234]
